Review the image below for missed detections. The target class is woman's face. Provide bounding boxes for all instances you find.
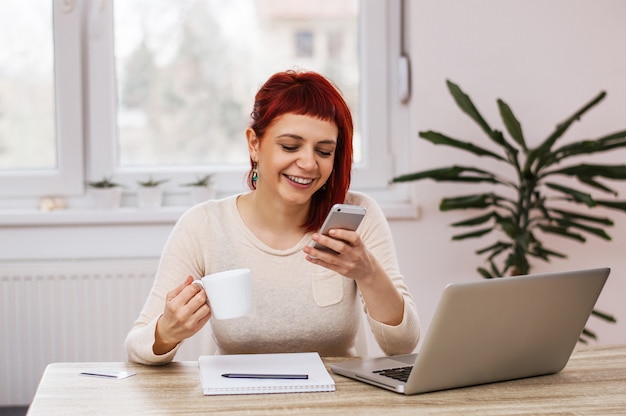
[248,113,338,207]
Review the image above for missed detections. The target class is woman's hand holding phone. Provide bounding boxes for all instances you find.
[304,203,405,325]
[304,204,377,280]
[307,204,366,253]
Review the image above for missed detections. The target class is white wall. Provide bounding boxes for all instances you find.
[397,0,626,347]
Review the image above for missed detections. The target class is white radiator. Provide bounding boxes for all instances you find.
[0,257,208,406]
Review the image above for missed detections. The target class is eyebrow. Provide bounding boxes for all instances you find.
[276,133,337,145]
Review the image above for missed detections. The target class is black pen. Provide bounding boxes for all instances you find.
[221,373,309,379]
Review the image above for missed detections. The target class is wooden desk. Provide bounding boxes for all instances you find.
[27,345,626,415]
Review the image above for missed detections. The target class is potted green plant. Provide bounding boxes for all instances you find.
[392,80,626,341]
[87,176,123,210]
[181,174,216,204]
[137,177,168,209]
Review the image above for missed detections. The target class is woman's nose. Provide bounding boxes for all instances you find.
[297,149,317,170]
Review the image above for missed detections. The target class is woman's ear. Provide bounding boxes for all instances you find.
[246,128,259,161]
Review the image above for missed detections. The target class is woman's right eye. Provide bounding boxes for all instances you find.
[281,145,298,152]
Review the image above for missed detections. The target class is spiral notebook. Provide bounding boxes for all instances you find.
[198,352,335,395]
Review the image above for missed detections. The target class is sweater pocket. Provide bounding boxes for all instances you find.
[311,271,344,307]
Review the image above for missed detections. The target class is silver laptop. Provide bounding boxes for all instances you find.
[331,267,610,395]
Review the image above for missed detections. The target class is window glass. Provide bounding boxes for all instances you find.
[295,31,314,57]
[113,0,360,169]
[0,0,56,171]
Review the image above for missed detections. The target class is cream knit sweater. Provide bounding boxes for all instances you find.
[125,191,420,364]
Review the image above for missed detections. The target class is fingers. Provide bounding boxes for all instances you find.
[187,288,210,317]
[178,280,210,317]
[166,275,195,302]
[194,305,212,327]
[160,276,212,339]
[306,229,359,258]
[305,230,375,280]
[327,228,359,244]
[169,276,208,307]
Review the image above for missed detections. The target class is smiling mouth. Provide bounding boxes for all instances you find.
[285,174,314,185]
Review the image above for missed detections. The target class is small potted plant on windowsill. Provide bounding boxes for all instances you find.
[137,177,168,209]
[181,174,216,205]
[87,176,123,210]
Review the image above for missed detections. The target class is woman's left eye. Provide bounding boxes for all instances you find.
[317,150,333,157]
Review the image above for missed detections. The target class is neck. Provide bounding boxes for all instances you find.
[237,191,310,249]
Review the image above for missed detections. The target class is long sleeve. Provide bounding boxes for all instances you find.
[124,206,212,364]
[125,192,420,364]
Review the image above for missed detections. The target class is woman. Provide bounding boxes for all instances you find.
[125,70,420,364]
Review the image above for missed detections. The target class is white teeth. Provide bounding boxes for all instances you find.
[287,175,313,185]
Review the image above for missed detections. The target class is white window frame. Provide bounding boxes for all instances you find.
[0,0,415,217]
[0,0,84,198]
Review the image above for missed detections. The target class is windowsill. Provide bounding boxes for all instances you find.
[0,201,419,227]
[0,206,188,226]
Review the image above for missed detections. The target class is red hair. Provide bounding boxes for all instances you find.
[246,70,354,232]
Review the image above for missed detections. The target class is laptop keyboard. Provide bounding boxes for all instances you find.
[373,366,413,382]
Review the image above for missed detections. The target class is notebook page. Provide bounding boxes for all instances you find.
[198,352,336,395]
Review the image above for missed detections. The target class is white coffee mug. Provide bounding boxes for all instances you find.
[192,268,252,320]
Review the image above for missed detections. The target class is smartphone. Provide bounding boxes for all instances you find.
[308,204,367,253]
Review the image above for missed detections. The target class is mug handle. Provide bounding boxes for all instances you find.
[191,280,210,305]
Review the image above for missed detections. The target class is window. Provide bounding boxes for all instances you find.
[295,31,314,57]
[111,1,357,168]
[0,0,83,197]
[327,31,344,60]
[0,0,412,211]
[0,1,55,170]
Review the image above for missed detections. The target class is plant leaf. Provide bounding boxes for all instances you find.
[549,208,614,226]
[476,241,512,260]
[527,90,606,170]
[477,263,506,278]
[181,174,214,187]
[418,131,507,161]
[548,164,626,180]
[391,165,503,184]
[545,182,596,207]
[577,176,617,195]
[440,193,512,211]
[548,130,626,163]
[538,224,586,242]
[528,245,567,260]
[553,218,612,240]
[477,267,494,278]
[446,80,494,137]
[497,99,526,150]
[495,216,520,239]
[451,227,493,240]
[591,309,617,323]
[542,164,626,195]
[594,199,626,212]
[581,328,597,341]
[446,81,522,157]
[489,260,503,277]
[451,212,495,227]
